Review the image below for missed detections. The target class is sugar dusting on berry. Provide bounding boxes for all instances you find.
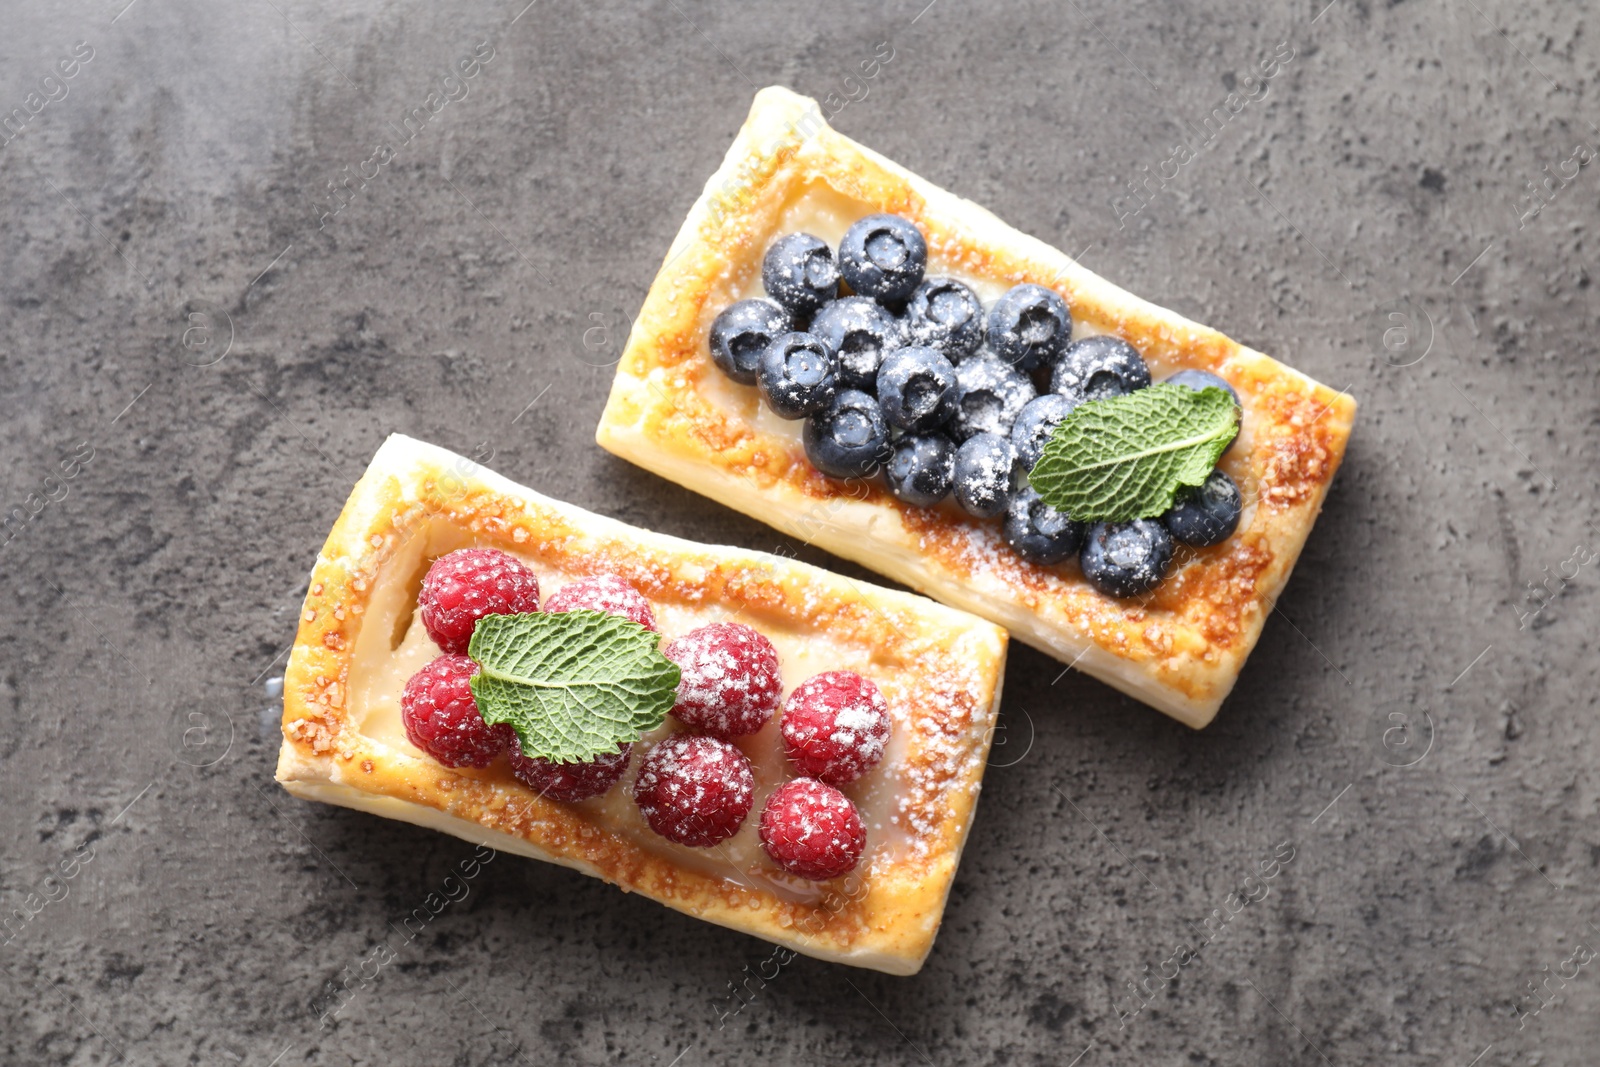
[543,573,658,631]
[830,704,884,756]
[780,670,890,786]
[964,439,1012,482]
[665,622,782,738]
[759,778,865,881]
[632,734,755,847]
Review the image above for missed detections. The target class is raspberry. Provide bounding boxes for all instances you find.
[510,741,633,802]
[759,778,866,881]
[780,670,891,785]
[418,548,541,655]
[543,574,658,631]
[664,622,781,739]
[632,735,754,847]
[399,654,515,768]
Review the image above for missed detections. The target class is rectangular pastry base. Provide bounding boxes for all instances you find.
[596,85,1357,728]
[276,434,1008,974]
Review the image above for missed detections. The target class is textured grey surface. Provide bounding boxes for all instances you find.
[1,1,1596,1064]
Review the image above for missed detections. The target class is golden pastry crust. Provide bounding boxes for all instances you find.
[276,434,1008,975]
[596,86,1357,728]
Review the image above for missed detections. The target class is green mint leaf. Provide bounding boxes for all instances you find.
[467,610,680,764]
[1028,383,1238,522]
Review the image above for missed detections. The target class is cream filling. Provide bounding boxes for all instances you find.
[346,519,918,905]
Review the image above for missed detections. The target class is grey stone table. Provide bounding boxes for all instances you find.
[2,1,1595,1064]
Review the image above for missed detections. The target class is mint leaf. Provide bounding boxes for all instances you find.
[1028,384,1238,522]
[468,610,680,764]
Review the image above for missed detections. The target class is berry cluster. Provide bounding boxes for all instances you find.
[401,549,637,800]
[397,548,890,882]
[707,214,1245,598]
[648,619,886,880]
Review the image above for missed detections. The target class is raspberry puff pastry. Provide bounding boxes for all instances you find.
[276,434,1007,975]
[596,86,1357,728]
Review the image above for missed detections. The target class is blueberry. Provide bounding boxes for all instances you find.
[952,432,1016,519]
[951,353,1037,441]
[1051,335,1151,402]
[1163,368,1240,409]
[758,333,838,420]
[1003,486,1086,565]
[876,346,958,433]
[1080,520,1174,599]
[885,433,956,507]
[803,389,893,479]
[809,296,904,392]
[905,277,984,359]
[987,284,1073,371]
[838,214,927,303]
[1163,469,1242,547]
[762,233,840,317]
[708,298,792,385]
[1009,393,1081,470]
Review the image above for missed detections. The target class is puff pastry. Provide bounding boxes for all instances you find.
[596,86,1357,728]
[276,434,1008,975]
